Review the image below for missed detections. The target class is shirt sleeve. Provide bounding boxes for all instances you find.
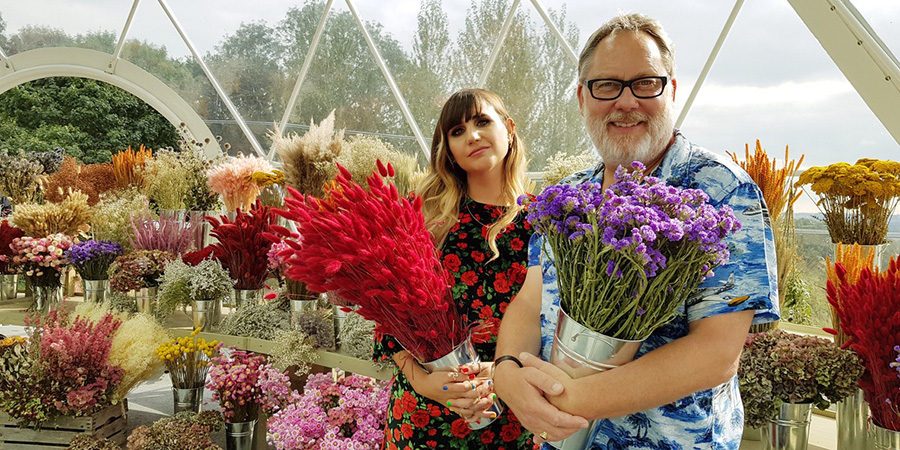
[527,232,542,268]
[686,182,780,325]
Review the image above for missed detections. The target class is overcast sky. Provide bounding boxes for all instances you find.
[1,0,898,213]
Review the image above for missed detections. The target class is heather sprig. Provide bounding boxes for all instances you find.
[130,213,195,255]
[66,239,124,280]
[523,162,741,340]
[267,371,388,450]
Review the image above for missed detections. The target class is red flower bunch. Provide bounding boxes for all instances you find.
[270,162,466,362]
[0,220,24,274]
[206,201,278,290]
[828,258,900,431]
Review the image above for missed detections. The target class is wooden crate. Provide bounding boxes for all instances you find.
[0,399,127,448]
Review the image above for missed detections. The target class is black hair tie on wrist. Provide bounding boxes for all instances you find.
[494,355,524,369]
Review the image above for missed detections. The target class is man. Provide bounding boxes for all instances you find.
[492,13,779,449]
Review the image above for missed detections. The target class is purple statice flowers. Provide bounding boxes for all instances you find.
[523,161,741,340]
[66,239,125,280]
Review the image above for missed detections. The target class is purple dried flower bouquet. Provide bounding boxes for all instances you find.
[66,239,124,280]
[523,162,741,340]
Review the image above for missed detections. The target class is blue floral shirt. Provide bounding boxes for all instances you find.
[530,131,779,450]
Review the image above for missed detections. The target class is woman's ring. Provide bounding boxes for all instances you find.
[539,431,549,440]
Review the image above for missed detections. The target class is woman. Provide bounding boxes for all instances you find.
[374,88,534,449]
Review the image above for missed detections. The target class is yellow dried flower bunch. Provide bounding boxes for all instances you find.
[246,169,284,187]
[270,110,343,197]
[795,158,900,245]
[112,145,153,188]
[143,149,192,210]
[11,190,92,236]
[155,328,221,388]
[826,243,878,346]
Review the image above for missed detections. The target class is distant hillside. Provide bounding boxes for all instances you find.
[795,212,900,233]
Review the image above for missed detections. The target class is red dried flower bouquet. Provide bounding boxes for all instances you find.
[206,201,278,290]
[270,162,466,362]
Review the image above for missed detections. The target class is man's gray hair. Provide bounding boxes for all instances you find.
[578,13,676,82]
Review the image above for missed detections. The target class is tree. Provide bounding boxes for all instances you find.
[0,77,178,163]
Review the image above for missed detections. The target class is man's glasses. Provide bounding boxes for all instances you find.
[584,76,669,101]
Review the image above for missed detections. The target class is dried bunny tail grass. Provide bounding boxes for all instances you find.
[10,190,92,236]
[826,242,878,346]
[112,145,153,188]
[269,110,343,196]
[44,156,118,206]
[338,135,419,196]
[541,150,597,187]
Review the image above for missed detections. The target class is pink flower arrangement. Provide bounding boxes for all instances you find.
[207,153,274,212]
[207,349,294,422]
[270,162,466,362]
[267,371,389,450]
[130,213,195,255]
[0,308,125,423]
[9,233,74,286]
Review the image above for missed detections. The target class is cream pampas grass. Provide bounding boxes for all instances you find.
[269,111,343,197]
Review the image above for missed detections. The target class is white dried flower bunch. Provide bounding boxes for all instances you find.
[270,110,343,197]
[541,150,597,187]
[338,135,419,196]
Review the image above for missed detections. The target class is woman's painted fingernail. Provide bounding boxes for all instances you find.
[490,412,497,419]
[468,374,476,380]
[472,384,476,390]
[461,367,469,373]
[446,401,453,407]
[492,393,497,400]
[443,386,448,391]
[487,380,491,386]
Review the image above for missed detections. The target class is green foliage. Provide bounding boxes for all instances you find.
[0,77,178,163]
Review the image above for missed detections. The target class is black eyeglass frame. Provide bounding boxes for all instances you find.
[583,76,669,101]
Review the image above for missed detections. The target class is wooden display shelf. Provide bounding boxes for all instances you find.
[0,400,127,448]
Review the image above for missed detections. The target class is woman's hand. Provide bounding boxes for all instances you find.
[394,353,495,421]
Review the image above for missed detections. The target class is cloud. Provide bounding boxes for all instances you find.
[693,79,854,109]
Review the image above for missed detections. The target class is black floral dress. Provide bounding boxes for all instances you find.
[373,198,534,450]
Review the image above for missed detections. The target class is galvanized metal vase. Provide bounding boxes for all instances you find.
[130,287,159,315]
[225,418,258,450]
[31,284,63,315]
[172,385,204,414]
[420,336,503,430]
[870,418,900,450]
[548,308,643,450]
[233,288,261,309]
[837,388,869,450]
[761,402,813,450]
[192,298,222,331]
[188,210,213,250]
[82,279,109,303]
[0,273,18,301]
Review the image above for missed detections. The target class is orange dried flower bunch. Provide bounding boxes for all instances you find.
[826,243,878,346]
[728,140,804,223]
[44,156,117,206]
[112,145,153,188]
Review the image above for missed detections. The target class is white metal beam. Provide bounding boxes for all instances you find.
[528,0,578,65]
[156,0,267,157]
[478,0,522,88]
[345,0,430,160]
[108,0,142,74]
[676,0,745,128]
[787,0,900,144]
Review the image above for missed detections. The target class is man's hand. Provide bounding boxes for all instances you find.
[518,352,582,414]
[493,353,590,442]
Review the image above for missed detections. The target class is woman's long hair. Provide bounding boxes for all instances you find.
[415,89,528,260]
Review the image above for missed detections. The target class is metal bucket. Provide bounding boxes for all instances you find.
[172,385,204,414]
[837,388,868,450]
[193,299,221,331]
[225,418,257,450]
[233,289,261,309]
[548,308,643,449]
[761,402,813,450]
[420,337,503,430]
[82,279,109,303]
[0,274,18,301]
[131,287,158,314]
[870,419,900,449]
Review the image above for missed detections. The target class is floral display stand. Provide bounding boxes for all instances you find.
[0,399,127,447]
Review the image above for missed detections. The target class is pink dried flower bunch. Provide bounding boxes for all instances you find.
[206,153,274,212]
[267,371,389,450]
[207,349,293,422]
[267,240,290,274]
[108,249,176,292]
[1,308,125,423]
[9,233,74,286]
[130,213,196,255]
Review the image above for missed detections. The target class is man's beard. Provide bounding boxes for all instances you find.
[585,101,675,171]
